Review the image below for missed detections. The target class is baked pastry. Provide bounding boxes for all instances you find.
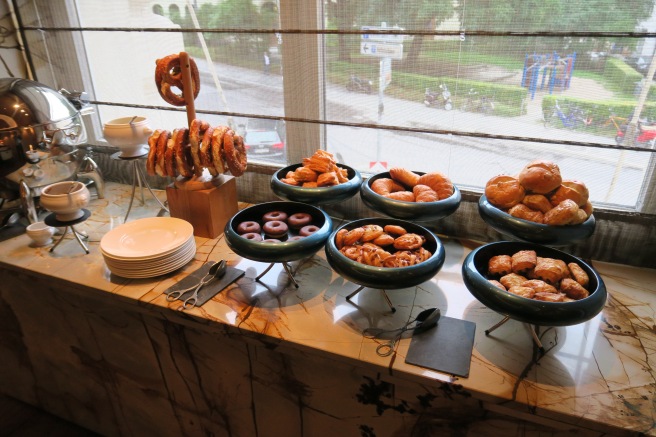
[164,128,179,177]
[522,279,558,294]
[550,179,589,207]
[567,262,589,287]
[317,172,339,187]
[223,130,247,177]
[543,199,579,226]
[413,184,439,202]
[263,220,288,239]
[499,273,528,289]
[386,191,415,202]
[416,172,453,200]
[288,212,312,229]
[198,126,216,176]
[488,280,506,290]
[511,250,537,274]
[389,167,420,188]
[262,211,288,223]
[155,130,170,177]
[508,286,536,299]
[154,54,200,106]
[189,119,210,177]
[488,255,512,276]
[293,166,318,182]
[236,221,261,235]
[534,292,565,302]
[174,128,193,178]
[485,175,525,209]
[522,194,552,213]
[559,278,589,300]
[146,129,163,176]
[508,203,544,223]
[534,257,568,284]
[518,160,562,194]
[210,126,229,174]
[371,178,404,196]
[384,225,407,236]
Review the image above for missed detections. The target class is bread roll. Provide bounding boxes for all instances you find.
[522,194,552,213]
[550,179,589,207]
[518,160,562,194]
[485,175,525,209]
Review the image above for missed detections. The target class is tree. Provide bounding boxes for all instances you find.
[326,0,371,62]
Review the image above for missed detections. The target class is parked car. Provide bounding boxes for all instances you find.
[243,129,285,161]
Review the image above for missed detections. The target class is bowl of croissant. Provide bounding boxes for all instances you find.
[324,218,445,290]
[462,241,607,326]
[270,150,362,205]
[479,159,595,246]
[359,168,461,222]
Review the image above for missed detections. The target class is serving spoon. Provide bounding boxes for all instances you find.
[0,212,20,231]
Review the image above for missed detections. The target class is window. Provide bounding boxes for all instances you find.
[12,0,656,214]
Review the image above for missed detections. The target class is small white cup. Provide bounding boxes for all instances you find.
[26,222,56,247]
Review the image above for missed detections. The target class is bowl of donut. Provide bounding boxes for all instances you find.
[359,168,461,222]
[270,150,362,205]
[324,218,445,290]
[462,241,607,327]
[479,159,595,246]
[224,201,332,263]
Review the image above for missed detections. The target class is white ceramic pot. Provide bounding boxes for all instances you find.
[103,116,153,157]
[26,221,56,247]
[40,181,90,221]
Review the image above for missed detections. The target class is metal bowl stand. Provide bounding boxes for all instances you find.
[255,261,300,288]
[485,315,545,354]
[44,208,91,254]
[346,285,396,313]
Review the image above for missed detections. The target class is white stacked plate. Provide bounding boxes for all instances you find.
[100,217,195,278]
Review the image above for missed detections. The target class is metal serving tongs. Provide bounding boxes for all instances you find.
[166,260,227,305]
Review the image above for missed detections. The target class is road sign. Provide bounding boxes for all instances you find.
[361,26,405,43]
[360,42,403,60]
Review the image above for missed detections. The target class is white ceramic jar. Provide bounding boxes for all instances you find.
[103,116,153,157]
[39,181,90,221]
[26,221,56,246]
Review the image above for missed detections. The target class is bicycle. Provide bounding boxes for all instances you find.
[543,100,588,129]
[461,88,495,114]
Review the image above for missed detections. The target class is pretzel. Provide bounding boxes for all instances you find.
[155,54,200,106]
[174,128,193,178]
[155,130,170,177]
[210,126,228,174]
[146,129,163,176]
[223,130,248,177]
[199,125,216,176]
[189,119,210,177]
[164,128,179,177]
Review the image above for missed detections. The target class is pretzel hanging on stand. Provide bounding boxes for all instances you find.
[149,52,247,180]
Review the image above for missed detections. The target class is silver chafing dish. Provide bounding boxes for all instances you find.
[0,78,103,222]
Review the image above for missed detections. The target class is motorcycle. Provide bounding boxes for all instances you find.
[347,74,373,94]
[424,84,453,110]
[615,118,656,148]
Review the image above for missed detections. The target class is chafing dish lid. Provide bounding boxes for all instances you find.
[0,78,79,131]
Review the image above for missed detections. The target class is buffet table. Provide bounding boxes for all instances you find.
[0,182,654,437]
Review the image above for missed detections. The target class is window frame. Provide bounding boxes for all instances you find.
[13,0,656,217]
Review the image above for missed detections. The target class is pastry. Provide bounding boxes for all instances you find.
[189,119,210,177]
[559,278,589,300]
[262,220,288,239]
[550,179,589,207]
[511,250,537,274]
[567,262,589,288]
[518,159,562,194]
[146,129,163,176]
[386,191,415,202]
[485,175,525,209]
[508,203,544,223]
[154,54,200,106]
[522,194,552,213]
[499,273,528,289]
[317,171,339,187]
[288,212,312,229]
[263,211,288,223]
[299,225,320,236]
[416,172,453,200]
[488,255,512,276]
[543,199,579,226]
[389,167,420,187]
[173,128,193,178]
[236,221,261,235]
[508,286,536,299]
[413,184,439,202]
[371,178,404,196]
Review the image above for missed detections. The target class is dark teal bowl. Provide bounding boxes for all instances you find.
[360,171,461,221]
[225,201,332,263]
[462,241,607,326]
[271,163,362,205]
[478,195,595,246]
[325,218,445,290]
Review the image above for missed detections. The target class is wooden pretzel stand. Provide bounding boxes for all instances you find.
[165,52,238,239]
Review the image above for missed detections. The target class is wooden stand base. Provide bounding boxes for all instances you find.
[166,175,238,239]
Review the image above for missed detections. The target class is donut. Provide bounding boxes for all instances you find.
[154,54,200,106]
[263,239,281,243]
[299,225,320,236]
[263,220,288,239]
[262,211,288,223]
[236,221,261,235]
[288,212,312,229]
[241,232,263,242]
[288,236,305,241]
[223,130,248,177]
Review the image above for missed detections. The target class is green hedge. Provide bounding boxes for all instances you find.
[541,94,656,127]
[602,57,645,97]
[328,61,528,117]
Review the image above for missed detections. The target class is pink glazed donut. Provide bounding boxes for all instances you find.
[263,220,288,239]
[241,232,263,242]
[236,221,261,235]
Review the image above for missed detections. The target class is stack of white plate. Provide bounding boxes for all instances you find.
[100,217,195,278]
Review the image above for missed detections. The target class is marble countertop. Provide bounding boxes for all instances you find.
[1,182,654,436]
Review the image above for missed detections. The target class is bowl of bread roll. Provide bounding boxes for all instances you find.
[324,218,445,290]
[270,150,362,205]
[360,168,461,221]
[224,201,332,263]
[479,159,595,246]
[462,241,607,326]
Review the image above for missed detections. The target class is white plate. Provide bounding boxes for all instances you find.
[103,242,196,271]
[106,248,195,278]
[100,217,194,259]
[101,237,195,263]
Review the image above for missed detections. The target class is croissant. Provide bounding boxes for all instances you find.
[413,184,439,202]
[386,191,415,202]
[417,172,454,200]
[317,171,339,187]
[389,167,421,188]
[371,178,405,196]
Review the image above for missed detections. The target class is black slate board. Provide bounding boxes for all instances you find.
[405,316,476,378]
[165,262,245,309]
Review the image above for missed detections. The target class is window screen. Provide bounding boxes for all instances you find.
[13,0,656,212]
